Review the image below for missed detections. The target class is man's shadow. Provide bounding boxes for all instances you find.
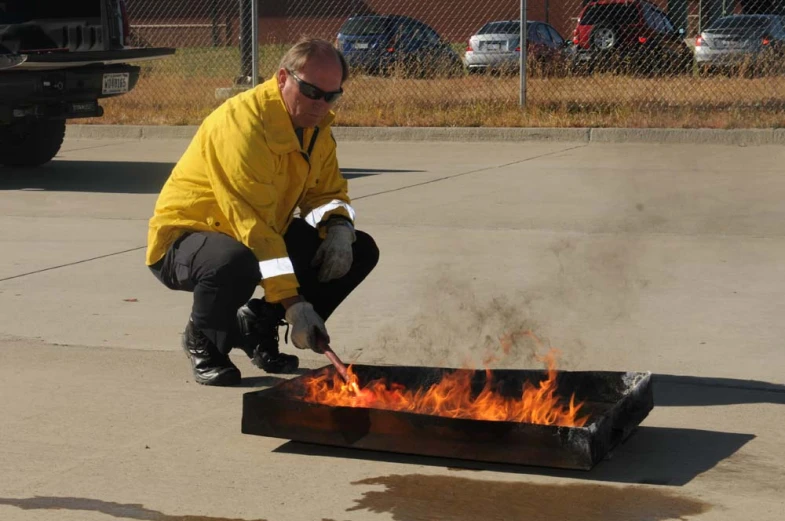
[0,162,423,194]
[0,160,174,194]
[341,167,423,179]
[236,367,311,389]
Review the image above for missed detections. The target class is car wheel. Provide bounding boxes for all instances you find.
[394,55,425,79]
[0,118,66,168]
[674,51,694,76]
[591,25,619,52]
[442,55,464,78]
[756,45,779,76]
[569,55,595,76]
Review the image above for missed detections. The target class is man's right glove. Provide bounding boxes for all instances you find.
[284,301,329,353]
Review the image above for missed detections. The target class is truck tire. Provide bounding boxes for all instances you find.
[0,119,66,167]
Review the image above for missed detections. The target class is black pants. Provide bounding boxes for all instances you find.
[149,219,379,354]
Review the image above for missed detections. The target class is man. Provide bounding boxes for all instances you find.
[146,38,379,386]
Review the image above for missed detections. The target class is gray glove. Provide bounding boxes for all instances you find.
[284,301,329,353]
[311,219,356,283]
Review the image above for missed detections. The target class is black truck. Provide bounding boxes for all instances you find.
[0,0,174,167]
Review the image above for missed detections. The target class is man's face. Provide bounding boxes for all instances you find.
[278,57,343,129]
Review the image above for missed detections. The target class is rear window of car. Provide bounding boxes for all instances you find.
[340,17,392,36]
[709,16,771,30]
[478,21,520,34]
[581,4,640,26]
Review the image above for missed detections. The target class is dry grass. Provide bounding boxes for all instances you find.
[76,70,785,129]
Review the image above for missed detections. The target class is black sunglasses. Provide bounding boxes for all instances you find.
[287,70,343,103]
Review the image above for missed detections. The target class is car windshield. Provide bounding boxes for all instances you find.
[478,21,521,34]
[581,4,639,25]
[708,16,771,30]
[340,17,392,36]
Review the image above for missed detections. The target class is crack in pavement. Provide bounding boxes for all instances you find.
[0,145,588,282]
[58,140,140,153]
[0,246,145,283]
[353,144,588,201]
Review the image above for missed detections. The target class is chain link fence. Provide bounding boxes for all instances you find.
[119,0,785,127]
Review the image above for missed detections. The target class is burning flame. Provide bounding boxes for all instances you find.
[299,348,589,427]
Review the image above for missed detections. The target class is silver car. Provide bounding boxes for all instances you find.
[695,14,785,70]
[464,20,522,73]
[463,20,569,75]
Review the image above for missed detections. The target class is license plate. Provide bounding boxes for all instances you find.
[486,43,501,51]
[102,72,130,95]
[354,42,369,49]
[714,39,744,49]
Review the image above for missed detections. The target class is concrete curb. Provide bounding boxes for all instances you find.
[589,128,785,146]
[65,124,785,146]
[65,124,200,140]
[331,126,591,143]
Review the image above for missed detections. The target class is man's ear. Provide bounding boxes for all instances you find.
[276,68,287,90]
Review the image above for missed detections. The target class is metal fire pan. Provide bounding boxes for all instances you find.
[241,365,653,470]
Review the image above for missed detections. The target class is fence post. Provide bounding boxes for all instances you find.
[519,0,527,107]
[225,10,232,46]
[252,0,259,86]
[238,0,253,83]
[210,0,219,47]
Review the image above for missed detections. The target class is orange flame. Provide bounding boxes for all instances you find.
[299,349,589,427]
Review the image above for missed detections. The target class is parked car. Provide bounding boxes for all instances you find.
[571,0,691,74]
[463,19,572,76]
[336,15,462,78]
[0,0,174,167]
[694,14,785,74]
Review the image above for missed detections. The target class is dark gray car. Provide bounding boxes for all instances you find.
[694,14,785,72]
[336,15,462,78]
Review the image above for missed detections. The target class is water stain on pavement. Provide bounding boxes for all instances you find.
[349,474,710,521]
[0,496,267,521]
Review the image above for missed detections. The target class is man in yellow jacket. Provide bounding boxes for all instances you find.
[146,39,379,386]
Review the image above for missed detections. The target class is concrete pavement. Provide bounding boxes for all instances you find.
[1,137,784,520]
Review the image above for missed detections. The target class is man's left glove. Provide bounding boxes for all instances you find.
[311,219,356,283]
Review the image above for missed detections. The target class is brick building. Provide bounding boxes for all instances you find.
[127,0,777,48]
[128,0,602,47]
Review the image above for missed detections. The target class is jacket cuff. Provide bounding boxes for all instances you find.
[264,288,300,303]
[260,273,300,303]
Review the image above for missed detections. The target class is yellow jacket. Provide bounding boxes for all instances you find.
[146,77,355,302]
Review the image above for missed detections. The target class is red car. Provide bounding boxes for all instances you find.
[571,0,691,74]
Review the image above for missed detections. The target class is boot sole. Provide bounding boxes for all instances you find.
[252,354,299,374]
[181,334,242,386]
[194,369,241,386]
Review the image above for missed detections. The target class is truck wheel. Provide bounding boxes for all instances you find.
[0,119,66,167]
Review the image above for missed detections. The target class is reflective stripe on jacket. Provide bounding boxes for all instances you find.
[145,77,355,302]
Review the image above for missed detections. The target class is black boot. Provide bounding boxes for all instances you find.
[182,319,241,386]
[237,298,299,373]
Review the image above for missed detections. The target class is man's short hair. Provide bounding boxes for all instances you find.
[279,38,349,83]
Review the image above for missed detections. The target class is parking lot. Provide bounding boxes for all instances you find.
[1,135,784,520]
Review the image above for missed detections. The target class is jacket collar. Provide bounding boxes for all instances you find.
[256,77,336,155]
